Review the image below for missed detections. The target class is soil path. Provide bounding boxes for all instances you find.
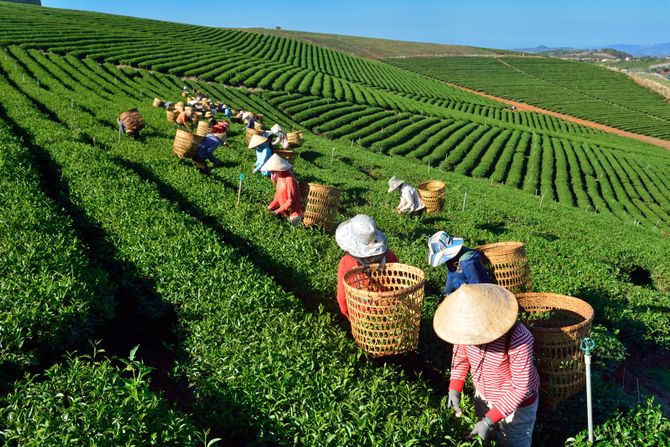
[444,81,670,151]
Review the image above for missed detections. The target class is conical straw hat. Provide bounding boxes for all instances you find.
[248,134,268,149]
[260,153,292,172]
[433,283,518,345]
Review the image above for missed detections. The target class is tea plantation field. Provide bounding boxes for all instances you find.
[1,2,670,232]
[389,56,670,140]
[0,2,669,446]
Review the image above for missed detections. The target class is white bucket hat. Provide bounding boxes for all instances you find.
[388,176,404,193]
[270,123,282,134]
[433,283,518,345]
[428,231,464,267]
[335,215,387,258]
[260,153,292,172]
[248,134,268,149]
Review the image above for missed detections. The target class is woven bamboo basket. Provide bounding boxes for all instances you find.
[516,292,594,409]
[301,182,341,231]
[254,121,264,131]
[152,97,163,107]
[119,111,145,134]
[344,263,426,357]
[417,180,445,213]
[245,127,265,145]
[273,149,297,164]
[254,113,264,122]
[195,120,212,137]
[287,131,304,148]
[476,242,531,293]
[166,110,178,123]
[172,129,204,159]
[193,112,203,124]
[175,101,185,112]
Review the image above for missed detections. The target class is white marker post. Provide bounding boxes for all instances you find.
[331,147,335,164]
[461,188,468,212]
[580,338,595,443]
[539,192,546,208]
[70,98,74,110]
[237,173,244,206]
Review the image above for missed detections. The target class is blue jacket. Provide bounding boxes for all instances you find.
[443,249,491,295]
[195,134,223,160]
[253,143,272,176]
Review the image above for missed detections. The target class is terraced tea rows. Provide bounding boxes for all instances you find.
[389,56,670,140]
[262,91,670,229]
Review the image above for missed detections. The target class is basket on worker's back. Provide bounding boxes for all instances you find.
[245,128,264,145]
[119,110,145,135]
[516,292,594,409]
[195,120,212,137]
[273,149,297,164]
[287,131,304,148]
[152,98,163,107]
[300,182,341,232]
[417,180,445,213]
[254,121,264,131]
[166,110,178,123]
[173,129,204,159]
[344,263,426,357]
[175,102,185,112]
[476,241,531,293]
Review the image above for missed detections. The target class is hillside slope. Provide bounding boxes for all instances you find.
[0,46,668,446]
[244,28,503,59]
[388,56,670,140]
[0,1,669,231]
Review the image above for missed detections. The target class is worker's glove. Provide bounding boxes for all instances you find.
[468,417,496,441]
[447,390,462,415]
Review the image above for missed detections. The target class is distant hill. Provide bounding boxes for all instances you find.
[609,43,670,57]
[515,45,576,54]
[243,28,507,60]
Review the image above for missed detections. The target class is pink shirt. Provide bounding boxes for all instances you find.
[268,171,303,218]
[449,322,540,423]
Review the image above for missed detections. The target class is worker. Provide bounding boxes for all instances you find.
[249,134,272,176]
[176,109,194,128]
[428,231,491,296]
[334,215,398,319]
[192,121,229,174]
[243,112,255,129]
[270,123,290,150]
[260,154,303,225]
[223,104,232,118]
[117,109,145,138]
[181,86,189,97]
[387,176,425,217]
[433,283,539,446]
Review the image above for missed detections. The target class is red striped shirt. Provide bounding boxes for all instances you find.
[449,322,540,423]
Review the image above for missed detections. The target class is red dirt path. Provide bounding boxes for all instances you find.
[444,82,670,151]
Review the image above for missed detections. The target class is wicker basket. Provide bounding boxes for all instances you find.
[516,292,594,409]
[254,113,264,122]
[254,121,264,131]
[245,127,265,145]
[175,101,185,112]
[152,98,163,107]
[173,129,204,159]
[417,180,445,213]
[119,110,145,134]
[301,183,341,231]
[287,131,304,148]
[273,149,297,164]
[195,120,212,137]
[344,263,426,357]
[166,110,178,123]
[476,242,531,293]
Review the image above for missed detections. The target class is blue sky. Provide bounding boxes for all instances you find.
[42,0,670,49]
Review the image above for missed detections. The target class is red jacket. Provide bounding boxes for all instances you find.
[336,250,398,319]
[268,171,302,218]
